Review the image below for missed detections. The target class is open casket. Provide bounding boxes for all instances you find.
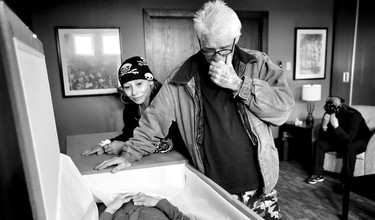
[1,3,261,218]
[85,163,257,220]
[67,132,264,220]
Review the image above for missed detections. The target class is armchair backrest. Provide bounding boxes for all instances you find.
[351,105,375,132]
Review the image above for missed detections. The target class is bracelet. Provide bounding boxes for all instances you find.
[99,139,111,148]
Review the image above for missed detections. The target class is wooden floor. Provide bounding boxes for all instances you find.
[276,160,375,220]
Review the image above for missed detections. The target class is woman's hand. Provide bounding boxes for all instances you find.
[94,156,132,173]
[131,192,162,207]
[81,146,104,156]
[105,141,126,155]
[105,193,136,214]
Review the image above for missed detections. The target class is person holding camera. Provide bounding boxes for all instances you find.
[306,96,371,185]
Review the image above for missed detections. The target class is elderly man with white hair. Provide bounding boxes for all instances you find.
[96,1,295,219]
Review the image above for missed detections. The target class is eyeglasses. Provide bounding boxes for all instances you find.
[199,38,236,57]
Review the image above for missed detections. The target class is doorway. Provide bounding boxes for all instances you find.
[143,9,268,83]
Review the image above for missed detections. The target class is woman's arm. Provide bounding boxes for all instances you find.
[94,84,177,172]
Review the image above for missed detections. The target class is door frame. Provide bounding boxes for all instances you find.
[143,9,269,53]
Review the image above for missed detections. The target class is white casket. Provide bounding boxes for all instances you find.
[67,132,264,220]
[1,3,262,218]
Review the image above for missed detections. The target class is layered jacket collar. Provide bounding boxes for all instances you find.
[170,45,258,84]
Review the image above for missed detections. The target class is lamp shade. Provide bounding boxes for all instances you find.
[302,84,321,101]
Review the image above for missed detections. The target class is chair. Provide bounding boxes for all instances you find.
[322,105,375,176]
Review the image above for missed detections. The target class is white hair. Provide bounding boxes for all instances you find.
[194,0,241,45]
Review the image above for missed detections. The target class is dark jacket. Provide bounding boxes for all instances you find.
[121,46,295,194]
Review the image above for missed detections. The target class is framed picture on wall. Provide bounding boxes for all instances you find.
[294,28,327,80]
[56,27,122,96]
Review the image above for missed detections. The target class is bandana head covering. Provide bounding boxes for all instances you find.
[118,56,154,86]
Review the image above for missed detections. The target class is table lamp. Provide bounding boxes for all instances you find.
[302,84,321,125]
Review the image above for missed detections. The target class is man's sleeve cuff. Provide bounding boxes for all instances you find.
[234,76,252,100]
[120,147,139,164]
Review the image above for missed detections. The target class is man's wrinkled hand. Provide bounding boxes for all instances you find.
[132,192,162,207]
[94,157,132,173]
[81,146,104,156]
[105,141,126,155]
[208,60,242,91]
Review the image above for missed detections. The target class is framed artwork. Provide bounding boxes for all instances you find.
[294,28,327,80]
[56,27,122,96]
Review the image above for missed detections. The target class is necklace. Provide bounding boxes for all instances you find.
[138,105,145,117]
[138,105,142,117]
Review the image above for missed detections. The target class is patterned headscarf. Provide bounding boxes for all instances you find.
[118,56,154,86]
[324,96,345,114]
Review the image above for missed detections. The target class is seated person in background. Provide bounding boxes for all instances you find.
[100,192,191,220]
[81,56,186,157]
[307,96,371,185]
